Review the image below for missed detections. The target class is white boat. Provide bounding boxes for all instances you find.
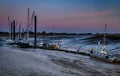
[90,42,108,57]
[90,46,116,62]
[17,39,31,48]
[16,8,34,48]
[89,24,117,62]
[5,39,15,44]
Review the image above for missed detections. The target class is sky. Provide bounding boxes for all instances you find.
[0,0,120,33]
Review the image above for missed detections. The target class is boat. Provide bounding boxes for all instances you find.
[16,8,35,48]
[42,25,62,50]
[89,24,118,63]
[5,39,15,44]
[42,37,61,50]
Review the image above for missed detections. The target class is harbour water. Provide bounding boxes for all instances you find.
[1,35,120,55]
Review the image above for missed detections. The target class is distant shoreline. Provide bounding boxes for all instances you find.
[0,31,120,37]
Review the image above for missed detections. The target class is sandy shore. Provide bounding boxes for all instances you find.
[0,47,120,76]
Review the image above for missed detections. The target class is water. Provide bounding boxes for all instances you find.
[0,35,120,55]
[40,35,120,55]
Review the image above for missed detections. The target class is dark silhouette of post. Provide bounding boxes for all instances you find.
[13,20,16,41]
[22,28,24,38]
[19,24,21,40]
[34,15,37,48]
[11,22,13,40]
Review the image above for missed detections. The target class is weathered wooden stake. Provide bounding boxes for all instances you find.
[34,15,37,48]
[13,20,16,41]
[11,22,13,40]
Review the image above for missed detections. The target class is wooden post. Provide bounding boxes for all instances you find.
[8,16,11,39]
[19,24,21,40]
[13,20,15,41]
[11,22,13,40]
[22,28,24,38]
[34,15,37,48]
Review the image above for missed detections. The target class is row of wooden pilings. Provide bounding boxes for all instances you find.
[10,15,37,48]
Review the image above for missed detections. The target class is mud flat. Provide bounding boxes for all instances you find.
[0,47,120,76]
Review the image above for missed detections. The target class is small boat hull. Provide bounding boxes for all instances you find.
[90,51,119,63]
[5,39,16,44]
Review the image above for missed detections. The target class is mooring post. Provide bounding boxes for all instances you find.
[13,20,16,41]
[11,22,13,40]
[19,24,21,40]
[34,15,37,48]
[22,28,24,38]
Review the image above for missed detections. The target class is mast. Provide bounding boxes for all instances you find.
[52,24,55,43]
[30,11,35,31]
[26,8,30,41]
[8,16,11,39]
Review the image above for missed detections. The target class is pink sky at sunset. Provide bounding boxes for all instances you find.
[0,0,120,33]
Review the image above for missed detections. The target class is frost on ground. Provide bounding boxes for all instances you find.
[0,47,120,76]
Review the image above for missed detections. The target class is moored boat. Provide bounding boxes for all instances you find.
[89,24,119,63]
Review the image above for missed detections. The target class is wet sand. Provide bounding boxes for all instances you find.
[0,47,120,76]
